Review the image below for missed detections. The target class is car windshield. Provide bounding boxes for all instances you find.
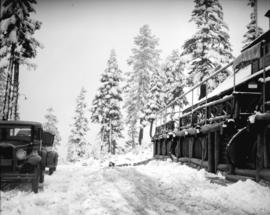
[0,126,32,142]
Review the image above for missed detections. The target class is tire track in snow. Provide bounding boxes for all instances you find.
[1,162,269,215]
[101,167,189,215]
[101,166,251,215]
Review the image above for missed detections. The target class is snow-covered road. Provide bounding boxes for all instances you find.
[1,160,270,215]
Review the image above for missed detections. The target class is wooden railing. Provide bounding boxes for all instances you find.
[155,61,234,128]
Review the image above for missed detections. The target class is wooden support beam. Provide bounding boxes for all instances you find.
[226,174,255,182]
[263,127,269,168]
[235,168,270,181]
[167,139,172,156]
[190,158,208,168]
[208,132,215,173]
[178,157,190,163]
[154,155,170,160]
[175,138,181,158]
[189,137,194,163]
[158,140,161,155]
[157,62,233,115]
[177,157,209,168]
[153,141,156,157]
[215,130,220,172]
[162,140,167,155]
[256,131,264,181]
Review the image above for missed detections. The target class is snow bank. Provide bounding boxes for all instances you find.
[137,161,270,215]
[1,153,270,215]
[194,179,270,214]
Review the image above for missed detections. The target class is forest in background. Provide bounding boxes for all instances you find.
[0,0,264,161]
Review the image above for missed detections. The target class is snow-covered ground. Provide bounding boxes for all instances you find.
[1,149,270,215]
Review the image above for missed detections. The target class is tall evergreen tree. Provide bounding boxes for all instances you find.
[125,25,161,146]
[0,0,10,113]
[243,0,263,48]
[91,50,123,155]
[67,87,89,162]
[145,66,165,138]
[0,50,8,119]
[163,50,187,106]
[43,107,61,151]
[0,0,42,120]
[182,0,233,97]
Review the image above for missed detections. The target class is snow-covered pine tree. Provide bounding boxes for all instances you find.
[0,0,42,120]
[145,66,165,138]
[91,50,123,155]
[67,87,89,162]
[0,48,8,119]
[163,49,187,107]
[125,25,161,146]
[182,0,233,98]
[43,107,61,151]
[242,0,263,48]
[159,49,188,125]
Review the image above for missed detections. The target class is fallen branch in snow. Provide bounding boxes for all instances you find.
[110,158,155,168]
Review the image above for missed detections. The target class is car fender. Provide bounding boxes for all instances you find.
[27,154,42,166]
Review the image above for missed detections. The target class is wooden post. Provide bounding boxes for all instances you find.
[201,136,205,164]
[164,139,167,155]
[262,40,266,112]
[156,140,160,155]
[153,140,155,156]
[159,140,162,155]
[160,140,162,155]
[214,130,220,172]
[233,68,236,92]
[175,138,181,158]
[208,132,215,173]
[256,130,263,181]
[162,139,167,155]
[167,138,171,156]
[189,137,194,163]
[263,127,269,168]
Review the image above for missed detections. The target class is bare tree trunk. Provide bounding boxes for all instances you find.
[138,118,144,145]
[101,124,105,152]
[138,128,143,145]
[10,62,16,120]
[14,62,19,120]
[6,64,14,120]
[3,44,17,120]
[109,118,112,153]
[2,70,10,120]
[131,131,135,148]
[112,140,116,155]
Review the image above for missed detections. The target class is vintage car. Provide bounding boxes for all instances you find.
[41,131,58,175]
[0,120,45,193]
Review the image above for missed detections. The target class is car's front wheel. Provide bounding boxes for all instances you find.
[49,167,56,175]
[39,166,45,183]
[32,164,41,193]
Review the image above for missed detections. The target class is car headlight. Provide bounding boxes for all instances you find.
[16,149,27,160]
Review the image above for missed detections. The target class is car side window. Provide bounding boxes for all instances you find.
[7,128,32,141]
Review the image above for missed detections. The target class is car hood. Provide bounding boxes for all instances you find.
[0,141,31,148]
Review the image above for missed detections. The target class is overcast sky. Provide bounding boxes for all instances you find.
[19,0,270,146]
